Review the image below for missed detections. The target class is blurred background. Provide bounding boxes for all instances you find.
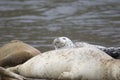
[0,0,120,52]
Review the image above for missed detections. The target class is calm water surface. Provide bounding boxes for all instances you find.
[0,0,120,52]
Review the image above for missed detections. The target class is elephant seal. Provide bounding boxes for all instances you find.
[1,47,120,80]
[0,40,41,67]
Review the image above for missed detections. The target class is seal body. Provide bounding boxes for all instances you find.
[6,48,120,80]
[0,40,41,67]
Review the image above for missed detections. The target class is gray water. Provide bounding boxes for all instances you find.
[0,0,120,52]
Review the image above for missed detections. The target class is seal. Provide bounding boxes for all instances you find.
[53,37,120,59]
[0,40,41,67]
[1,47,120,80]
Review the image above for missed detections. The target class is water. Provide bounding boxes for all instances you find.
[0,0,120,52]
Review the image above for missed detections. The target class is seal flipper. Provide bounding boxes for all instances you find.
[0,67,25,80]
[101,47,120,59]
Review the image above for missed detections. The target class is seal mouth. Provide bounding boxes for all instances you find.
[55,41,60,45]
[56,42,65,48]
[56,41,66,48]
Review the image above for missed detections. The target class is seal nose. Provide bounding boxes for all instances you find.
[53,38,60,45]
[55,38,60,44]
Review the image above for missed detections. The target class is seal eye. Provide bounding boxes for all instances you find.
[55,41,60,45]
[62,38,66,40]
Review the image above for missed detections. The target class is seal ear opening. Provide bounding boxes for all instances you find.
[0,67,25,80]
